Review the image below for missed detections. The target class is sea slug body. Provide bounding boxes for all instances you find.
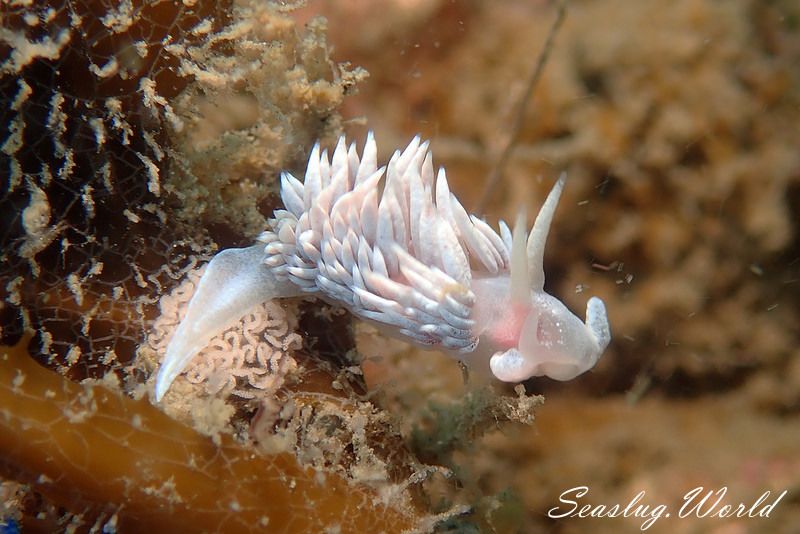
[154,133,611,401]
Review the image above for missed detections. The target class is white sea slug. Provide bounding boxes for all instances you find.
[154,133,610,401]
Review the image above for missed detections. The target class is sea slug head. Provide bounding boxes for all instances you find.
[469,175,611,383]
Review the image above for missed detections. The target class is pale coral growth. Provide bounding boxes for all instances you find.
[146,267,301,400]
[255,396,396,484]
[0,25,71,74]
[165,2,369,235]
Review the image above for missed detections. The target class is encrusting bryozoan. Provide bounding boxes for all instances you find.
[154,133,611,401]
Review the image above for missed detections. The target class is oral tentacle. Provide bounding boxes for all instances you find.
[586,296,611,352]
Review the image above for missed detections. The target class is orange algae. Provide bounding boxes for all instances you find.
[0,342,420,532]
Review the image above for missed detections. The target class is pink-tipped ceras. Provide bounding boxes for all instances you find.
[155,133,611,401]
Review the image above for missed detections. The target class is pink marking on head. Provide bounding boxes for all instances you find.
[486,302,530,349]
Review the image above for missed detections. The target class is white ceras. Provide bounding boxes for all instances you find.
[154,133,611,401]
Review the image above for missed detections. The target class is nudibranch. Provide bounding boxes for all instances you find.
[154,133,610,401]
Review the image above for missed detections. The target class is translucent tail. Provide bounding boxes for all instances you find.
[154,245,298,401]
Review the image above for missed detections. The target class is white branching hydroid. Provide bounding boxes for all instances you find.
[154,133,610,401]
